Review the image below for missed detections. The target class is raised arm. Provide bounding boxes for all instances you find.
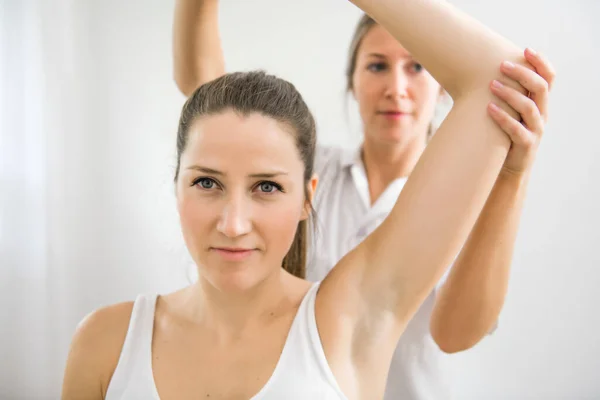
[173,0,225,96]
[354,0,526,98]
[316,0,532,388]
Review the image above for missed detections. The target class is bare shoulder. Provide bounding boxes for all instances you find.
[61,301,135,399]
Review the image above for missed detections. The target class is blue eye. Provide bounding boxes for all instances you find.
[261,182,275,192]
[194,177,217,189]
[411,63,424,73]
[367,62,387,72]
[256,181,283,194]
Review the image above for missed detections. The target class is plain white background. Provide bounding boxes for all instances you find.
[1,0,598,398]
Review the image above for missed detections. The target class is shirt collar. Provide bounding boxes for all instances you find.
[345,145,408,212]
[340,146,363,169]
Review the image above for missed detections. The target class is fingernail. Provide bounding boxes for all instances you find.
[526,47,537,56]
[489,103,500,112]
[502,61,515,70]
[492,80,503,89]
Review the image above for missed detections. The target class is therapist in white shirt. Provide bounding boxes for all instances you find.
[172,3,555,399]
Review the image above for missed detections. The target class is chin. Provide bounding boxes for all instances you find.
[203,262,268,293]
[372,126,425,146]
[374,132,414,145]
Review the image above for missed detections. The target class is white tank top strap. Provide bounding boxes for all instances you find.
[253,282,348,399]
[105,293,160,399]
[304,283,347,392]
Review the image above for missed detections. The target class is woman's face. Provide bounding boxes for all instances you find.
[352,24,443,146]
[176,111,315,292]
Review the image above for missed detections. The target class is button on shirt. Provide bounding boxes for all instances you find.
[307,145,451,400]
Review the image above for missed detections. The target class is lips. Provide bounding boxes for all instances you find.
[213,247,254,252]
[379,110,409,115]
[210,247,257,262]
[378,110,411,120]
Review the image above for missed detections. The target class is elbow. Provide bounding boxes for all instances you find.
[430,320,483,354]
[173,67,226,98]
[173,72,198,98]
[432,333,477,354]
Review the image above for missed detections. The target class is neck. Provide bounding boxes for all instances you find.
[184,270,296,340]
[362,134,426,204]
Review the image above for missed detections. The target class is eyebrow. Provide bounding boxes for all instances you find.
[366,53,412,61]
[187,165,289,178]
[367,53,387,59]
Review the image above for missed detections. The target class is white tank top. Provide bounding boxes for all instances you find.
[105,283,348,399]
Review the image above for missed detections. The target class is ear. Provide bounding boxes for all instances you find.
[300,174,319,220]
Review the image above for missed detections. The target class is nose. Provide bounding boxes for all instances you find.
[384,69,409,99]
[216,193,252,239]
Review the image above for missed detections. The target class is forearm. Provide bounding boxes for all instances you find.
[173,0,225,96]
[348,0,526,99]
[430,171,530,353]
[351,0,534,326]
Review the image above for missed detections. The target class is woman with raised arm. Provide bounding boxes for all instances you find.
[173,2,554,398]
[62,1,553,399]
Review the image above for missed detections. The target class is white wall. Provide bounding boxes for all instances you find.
[1,0,598,398]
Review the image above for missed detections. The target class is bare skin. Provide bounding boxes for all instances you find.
[61,1,554,399]
[169,0,555,354]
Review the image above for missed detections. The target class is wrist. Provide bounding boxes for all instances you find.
[498,167,531,188]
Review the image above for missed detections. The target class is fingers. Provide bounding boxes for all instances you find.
[487,103,535,149]
[500,60,550,122]
[490,79,544,135]
[524,48,556,91]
